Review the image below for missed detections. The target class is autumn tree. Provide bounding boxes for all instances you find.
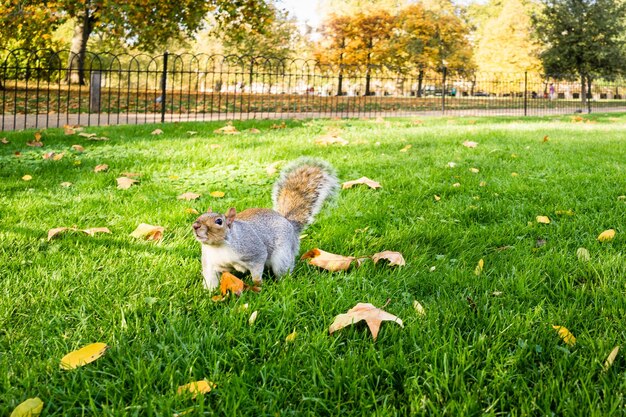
[314,15,353,95]
[532,0,626,109]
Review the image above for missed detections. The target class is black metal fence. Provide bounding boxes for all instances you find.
[2,49,626,131]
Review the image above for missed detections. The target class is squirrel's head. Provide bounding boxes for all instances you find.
[192,207,236,245]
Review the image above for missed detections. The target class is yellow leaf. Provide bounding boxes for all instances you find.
[94,164,108,173]
[301,248,360,272]
[469,168,480,173]
[249,310,258,325]
[400,144,412,152]
[555,209,574,216]
[177,192,201,201]
[474,259,484,276]
[413,300,426,316]
[598,229,616,242]
[61,182,72,188]
[603,346,620,372]
[210,191,225,198]
[371,251,406,267]
[10,397,43,417]
[177,380,216,399]
[342,177,381,189]
[552,325,576,346]
[434,195,441,201]
[185,208,199,215]
[479,181,487,187]
[285,330,297,343]
[116,177,138,190]
[511,172,519,177]
[130,223,164,241]
[22,175,32,181]
[60,342,108,370]
[452,182,461,188]
[329,303,403,340]
[536,216,551,224]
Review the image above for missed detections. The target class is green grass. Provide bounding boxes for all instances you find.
[2,114,626,416]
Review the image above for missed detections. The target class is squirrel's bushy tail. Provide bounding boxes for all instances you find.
[272,158,339,231]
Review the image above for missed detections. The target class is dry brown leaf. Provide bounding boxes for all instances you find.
[248,128,261,134]
[342,177,381,190]
[177,192,201,201]
[271,121,286,129]
[213,123,240,134]
[315,134,349,146]
[88,136,109,141]
[462,140,478,148]
[329,303,403,340]
[177,380,216,399]
[78,132,97,138]
[71,144,85,152]
[130,223,164,240]
[371,251,406,267]
[1,138,9,144]
[301,248,360,272]
[117,177,138,189]
[26,140,43,147]
[47,226,110,241]
[82,227,111,236]
[151,128,164,135]
[220,272,244,296]
[64,125,76,135]
[552,325,576,346]
[121,172,141,178]
[34,132,42,141]
[543,135,550,142]
[47,227,70,241]
[94,164,109,173]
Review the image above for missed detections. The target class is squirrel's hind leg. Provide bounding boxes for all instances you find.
[268,247,296,278]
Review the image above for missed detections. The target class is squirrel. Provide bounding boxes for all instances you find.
[192,158,339,290]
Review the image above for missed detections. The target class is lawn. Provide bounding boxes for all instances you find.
[2,113,626,416]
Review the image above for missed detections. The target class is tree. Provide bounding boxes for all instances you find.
[532,0,626,109]
[314,15,353,95]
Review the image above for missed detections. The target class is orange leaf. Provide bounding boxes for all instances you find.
[371,251,405,266]
[342,177,381,190]
[116,177,138,189]
[329,303,403,340]
[220,272,244,296]
[64,125,76,135]
[71,144,85,152]
[301,248,359,272]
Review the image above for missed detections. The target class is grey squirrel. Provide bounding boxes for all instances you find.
[192,158,339,290]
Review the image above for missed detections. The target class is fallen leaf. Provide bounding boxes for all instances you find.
[342,177,381,190]
[315,134,349,146]
[213,123,240,134]
[151,128,164,135]
[52,152,65,161]
[576,247,590,261]
[185,208,199,215]
[211,295,227,302]
[555,209,574,216]
[271,121,287,129]
[492,291,503,297]
[469,168,480,173]
[447,162,457,168]
[60,342,108,370]
[88,136,109,141]
[22,175,32,181]
[47,227,70,240]
[371,251,405,266]
[285,330,297,343]
[375,116,385,123]
[130,223,164,240]
[117,177,138,189]
[121,172,141,178]
[511,172,519,177]
[536,216,551,224]
[413,300,425,316]
[462,141,478,148]
[34,132,42,141]
[177,192,201,201]
[479,181,487,187]
[329,302,403,340]
[248,128,261,134]
[266,161,283,176]
[61,182,72,188]
[603,346,620,372]
[400,145,412,152]
[1,138,9,144]
[209,144,221,149]
[452,182,461,188]
[552,325,576,346]
[301,248,360,272]
[177,380,216,399]
[26,140,43,147]
[474,258,484,276]
[78,132,96,138]
[434,195,441,201]
[220,272,244,296]
[64,125,76,135]
[598,229,616,242]
[82,227,111,237]
[210,191,225,198]
[94,164,108,173]
[10,397,43,417]
[249,310,258,325]
[543,135,549,142]
[618,195,626,201]
[186,131,197,135]
[71,144,85,152]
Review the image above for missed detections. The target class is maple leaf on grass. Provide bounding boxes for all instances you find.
[342,177,381,190]
[301,248,363,272]
[94,164,109,173]
[329,303,403,340]
[371,251,405,266]
[130,223,164,241]
[117,177,138,189]
[214,272,261,301]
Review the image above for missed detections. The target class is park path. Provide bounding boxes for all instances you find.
[3,107,626,131]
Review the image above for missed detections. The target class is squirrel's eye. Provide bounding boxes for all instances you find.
[215,218,223,226]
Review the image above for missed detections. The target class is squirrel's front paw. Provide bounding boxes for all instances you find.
[252,276,263,287]
[203,275,220,291]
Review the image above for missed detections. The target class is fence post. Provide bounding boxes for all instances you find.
[523,71,528,116]
[442,66,447,114]
[160,51,169,123]
[90,70,101,113]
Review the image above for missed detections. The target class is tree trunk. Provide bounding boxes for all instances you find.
[365,70,371,96]
[67,7,94,85]
[417,70,424,98]
[587,77,592,114]
[337,71,343,96]
[580,74,586,108]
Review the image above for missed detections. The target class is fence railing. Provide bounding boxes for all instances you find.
[2,49,626,130]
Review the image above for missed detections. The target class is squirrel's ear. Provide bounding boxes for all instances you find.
[226,207,236,226]
[206,207,212,213]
